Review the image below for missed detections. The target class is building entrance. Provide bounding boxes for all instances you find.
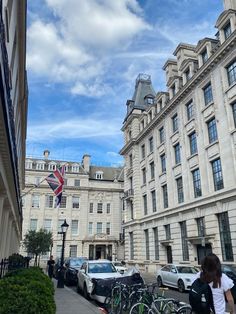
[197,244,212,265]
[166,246,173,263]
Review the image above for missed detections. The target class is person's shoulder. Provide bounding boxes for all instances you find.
[221,273,234,290]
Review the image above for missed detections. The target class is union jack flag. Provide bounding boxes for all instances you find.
[46,166,65,208]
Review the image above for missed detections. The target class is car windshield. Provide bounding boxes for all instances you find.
[70,259,85,267]
[114,262,122,266]
[88,262,117,273]
[222,265,236,275]
[176,266,198,274]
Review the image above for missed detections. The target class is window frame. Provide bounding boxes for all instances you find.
[207,117,218,144]
[211,158,224,191]
[227,60,236,86]
[189,131,197,155]
[172,114,178,132]
[192,168,202,198]
[203,83,213,106]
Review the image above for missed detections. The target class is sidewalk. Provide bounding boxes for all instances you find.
[53,279,102,314]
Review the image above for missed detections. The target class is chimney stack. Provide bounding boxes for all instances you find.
[223,0,236,10]
[43,150,50,159]
[82,154,91,172]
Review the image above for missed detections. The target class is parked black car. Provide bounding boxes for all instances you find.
[64,257,88,285]
[221,264,236,303]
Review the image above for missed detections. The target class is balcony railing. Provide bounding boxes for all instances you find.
[124,189,134,199]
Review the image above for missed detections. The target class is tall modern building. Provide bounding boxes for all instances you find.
[0,0,28,259]
[120,0,236,271]
[21,152,124,263]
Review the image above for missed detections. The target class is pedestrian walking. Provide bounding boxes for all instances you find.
[190,253,235,314]
[47,255,55,279]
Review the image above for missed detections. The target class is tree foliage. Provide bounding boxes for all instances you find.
[23,229,53,265]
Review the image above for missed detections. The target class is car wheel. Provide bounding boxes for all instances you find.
[157,276,163,287]
[178,279,185,293]
[83,284,90,300]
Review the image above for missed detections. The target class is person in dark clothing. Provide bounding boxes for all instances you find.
[47,255,55,279]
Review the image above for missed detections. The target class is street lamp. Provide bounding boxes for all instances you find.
[57,219,69,288]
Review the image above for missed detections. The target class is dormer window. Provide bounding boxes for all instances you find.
[147,97,154,105]
[72,164,80,172]
[185,68,191,81]
[48,163,56,171]
[224,22,232,40]
[202,49,208,64]
[95,171,103,180]
[25,161,33,169]
[36,162,44,170]
[171,84,176,97]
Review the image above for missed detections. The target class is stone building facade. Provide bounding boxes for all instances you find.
[21,152,124,263]
[120,0,236,271]
[0,0,28,259]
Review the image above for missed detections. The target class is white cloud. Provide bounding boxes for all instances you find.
[27,116,122,142]
[27,0,151,96]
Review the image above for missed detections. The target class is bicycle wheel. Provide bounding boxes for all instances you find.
[177,305,192,314]
[104,296,111,313]
[162,300,178,314]
[129,302,150,314]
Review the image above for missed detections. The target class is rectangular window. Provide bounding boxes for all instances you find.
[141,144,145,159]
[97,222,102,234]
[149,136,154,153]
[58,219,64,232]
[129,154,133,168]
[192,168,202,197]
[72,196,80,209]
[185,68,191,81]
[89,203,93,213]
[174,143,181,165]
[189,132,198,155]
[202,49,208,64]
[186,100,194,120]
[227,60,236,86]
[35,176,41,185]
[151,190,156,212]
[165,224,171,240]
[130,232,134,260]
[44,219,52,232]
[203,83,213,105]
[224,22,232,39]
[160,154,166,173]
[60,196,67,208]
[159,126,165,143]
[176,177,184,203]
[56,245,62,258]
[218,212,233,261]
[144,229,150,260]
[71,220,78,235]
[106,222,110,235]
[97,203,103,213]
[74,179,80,187]
[70,245,77,258]
[162,184,168,208]
[150,161,155,180]
[32,194,40,208]
[207,118,218,143]
[153,227,159,260]
[130,202,134,220]
[106,203,111,214]
[88,222,93,235]
[45,195,54,208]
[143,194,148,215]
[142,168,146,184]
[180,221,189,261]
[172,114,178,132]
[232,103,236,127]
[30,219,37,231]
[196,217,205,237]
[212,158,224,191]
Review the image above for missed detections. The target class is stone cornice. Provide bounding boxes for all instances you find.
[215,9,236,28]
[173,42,196,56]
[195,37,219,53]
[132,30,236,145]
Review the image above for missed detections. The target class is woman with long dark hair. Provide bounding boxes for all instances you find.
[200,253,234,314]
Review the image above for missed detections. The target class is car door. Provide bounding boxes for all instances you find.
[78,262,87,289]
[168,265,178,287]
[161,265,171,285]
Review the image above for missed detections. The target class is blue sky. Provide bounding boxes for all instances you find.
[26,0,223,166]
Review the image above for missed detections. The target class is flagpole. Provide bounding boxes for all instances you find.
[21,178,47,199]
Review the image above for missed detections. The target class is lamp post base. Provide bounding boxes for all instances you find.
[57,267,65,288]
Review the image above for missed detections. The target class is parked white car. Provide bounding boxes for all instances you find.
[113,261,128,274]
[156,264,198,292]
[77,259,122,302]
